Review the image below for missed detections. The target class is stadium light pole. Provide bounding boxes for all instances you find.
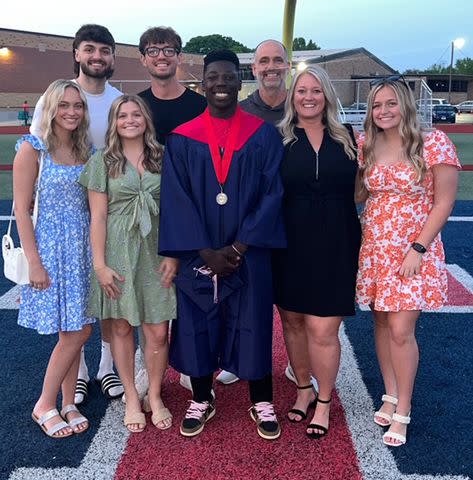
[282,0,297,85]
[448,37,465,103]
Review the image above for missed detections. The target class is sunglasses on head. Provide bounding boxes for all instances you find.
[370,74,409,89]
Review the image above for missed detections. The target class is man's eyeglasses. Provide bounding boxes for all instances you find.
[370,74,409,89]
[144,47,179,58]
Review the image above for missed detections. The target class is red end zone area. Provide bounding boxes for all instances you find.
[0,126,29,135]
[114,313,363,480]
[436,124,473,134]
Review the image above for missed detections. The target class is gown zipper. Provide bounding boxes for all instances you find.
[219,147,225,246]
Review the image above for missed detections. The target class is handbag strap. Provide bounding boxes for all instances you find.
[7,149,44,237]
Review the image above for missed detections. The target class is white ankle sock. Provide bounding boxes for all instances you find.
[97,341,114,380]
[77,347,89,381]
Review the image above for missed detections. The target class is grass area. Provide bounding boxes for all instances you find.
[449,134,473,165]
[458,171,473,200]
[0,134,19,165]
[1,132,472,200]
[449,134,473,200]
[0,135,19,200]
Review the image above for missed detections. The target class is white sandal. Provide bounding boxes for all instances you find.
[383,412,411,447]
[31,408,73,438]
[374,394,398,426]
[61,404,89,434]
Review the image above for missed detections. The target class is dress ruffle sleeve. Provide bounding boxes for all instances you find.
[15,134,47,153]
[423,129,462,170]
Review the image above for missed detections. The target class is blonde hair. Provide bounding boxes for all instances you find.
[362,80,425,181]
[278,65,356,160]
[103,95,163,178]
[40,79,90,163]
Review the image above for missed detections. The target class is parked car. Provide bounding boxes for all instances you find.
[455,100,473,114]
[416,98,448,109]
[345,102,367,111]
[432,105,457,124]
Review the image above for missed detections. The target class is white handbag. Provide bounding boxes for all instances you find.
[2,152,43,284]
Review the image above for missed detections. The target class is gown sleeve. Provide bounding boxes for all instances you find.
[158,134,212,257]
[235,124,286,248]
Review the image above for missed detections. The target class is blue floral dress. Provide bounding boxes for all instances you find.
[17,135,95,334]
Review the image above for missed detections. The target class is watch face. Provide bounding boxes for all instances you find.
[412,242,426,253]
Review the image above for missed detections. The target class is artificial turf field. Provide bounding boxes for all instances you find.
[0,131,472,480]
[2,131,473,200]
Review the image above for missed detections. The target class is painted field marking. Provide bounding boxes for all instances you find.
[0,284,20,310]
[8,324,470,480]
[2,265,472,313]
[449,216,473,222]
[2,214,473,223]
[9,401,129,480]
[337,324,469,480]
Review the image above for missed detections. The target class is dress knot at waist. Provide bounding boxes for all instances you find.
[127,190,159,238]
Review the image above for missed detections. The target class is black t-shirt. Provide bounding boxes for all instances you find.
[138,87,207,145]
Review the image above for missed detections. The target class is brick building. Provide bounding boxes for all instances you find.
[5,28,465,115]
[0,27,203,109]
[238,47,397,106]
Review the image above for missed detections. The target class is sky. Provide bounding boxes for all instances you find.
[2,0,472,73]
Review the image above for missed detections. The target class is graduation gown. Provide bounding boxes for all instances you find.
[159,109,286,380]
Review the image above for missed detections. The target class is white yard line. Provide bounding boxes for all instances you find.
[337,324,469,480]
[0,284,20,309]
[9,326,470,480]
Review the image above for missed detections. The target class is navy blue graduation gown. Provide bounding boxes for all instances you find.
[159,116,286,380]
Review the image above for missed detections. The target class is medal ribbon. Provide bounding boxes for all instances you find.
[203,106,241,186]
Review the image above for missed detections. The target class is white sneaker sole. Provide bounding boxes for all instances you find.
[179,374,193,391]
[215,371,240,385]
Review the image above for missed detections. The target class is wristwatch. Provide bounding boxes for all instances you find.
[411,242,427,254]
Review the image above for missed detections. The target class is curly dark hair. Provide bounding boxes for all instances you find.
[72,24,115,76]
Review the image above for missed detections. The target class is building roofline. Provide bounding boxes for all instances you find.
[403,72,473,80]
[0,27,204,62]
[0,26,138,47]
[306,47,397,74]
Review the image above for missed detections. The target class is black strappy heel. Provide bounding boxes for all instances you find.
[287,384,317,423]
[306,397,331,439]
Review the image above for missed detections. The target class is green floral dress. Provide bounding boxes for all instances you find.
[79,151,176,326]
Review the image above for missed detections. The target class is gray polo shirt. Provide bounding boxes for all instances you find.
[240,90,285,125]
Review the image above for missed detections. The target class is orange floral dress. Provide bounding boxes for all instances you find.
[356,129,461,312]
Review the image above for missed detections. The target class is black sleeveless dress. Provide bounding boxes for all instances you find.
[272,126,361,316]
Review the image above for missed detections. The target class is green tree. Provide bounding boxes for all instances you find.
[403,68,422,75]
[424,63,449,74]
[405,57,473,75]
[455,57,473,74]
[183,34,252,55]
[292,37,320,51]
